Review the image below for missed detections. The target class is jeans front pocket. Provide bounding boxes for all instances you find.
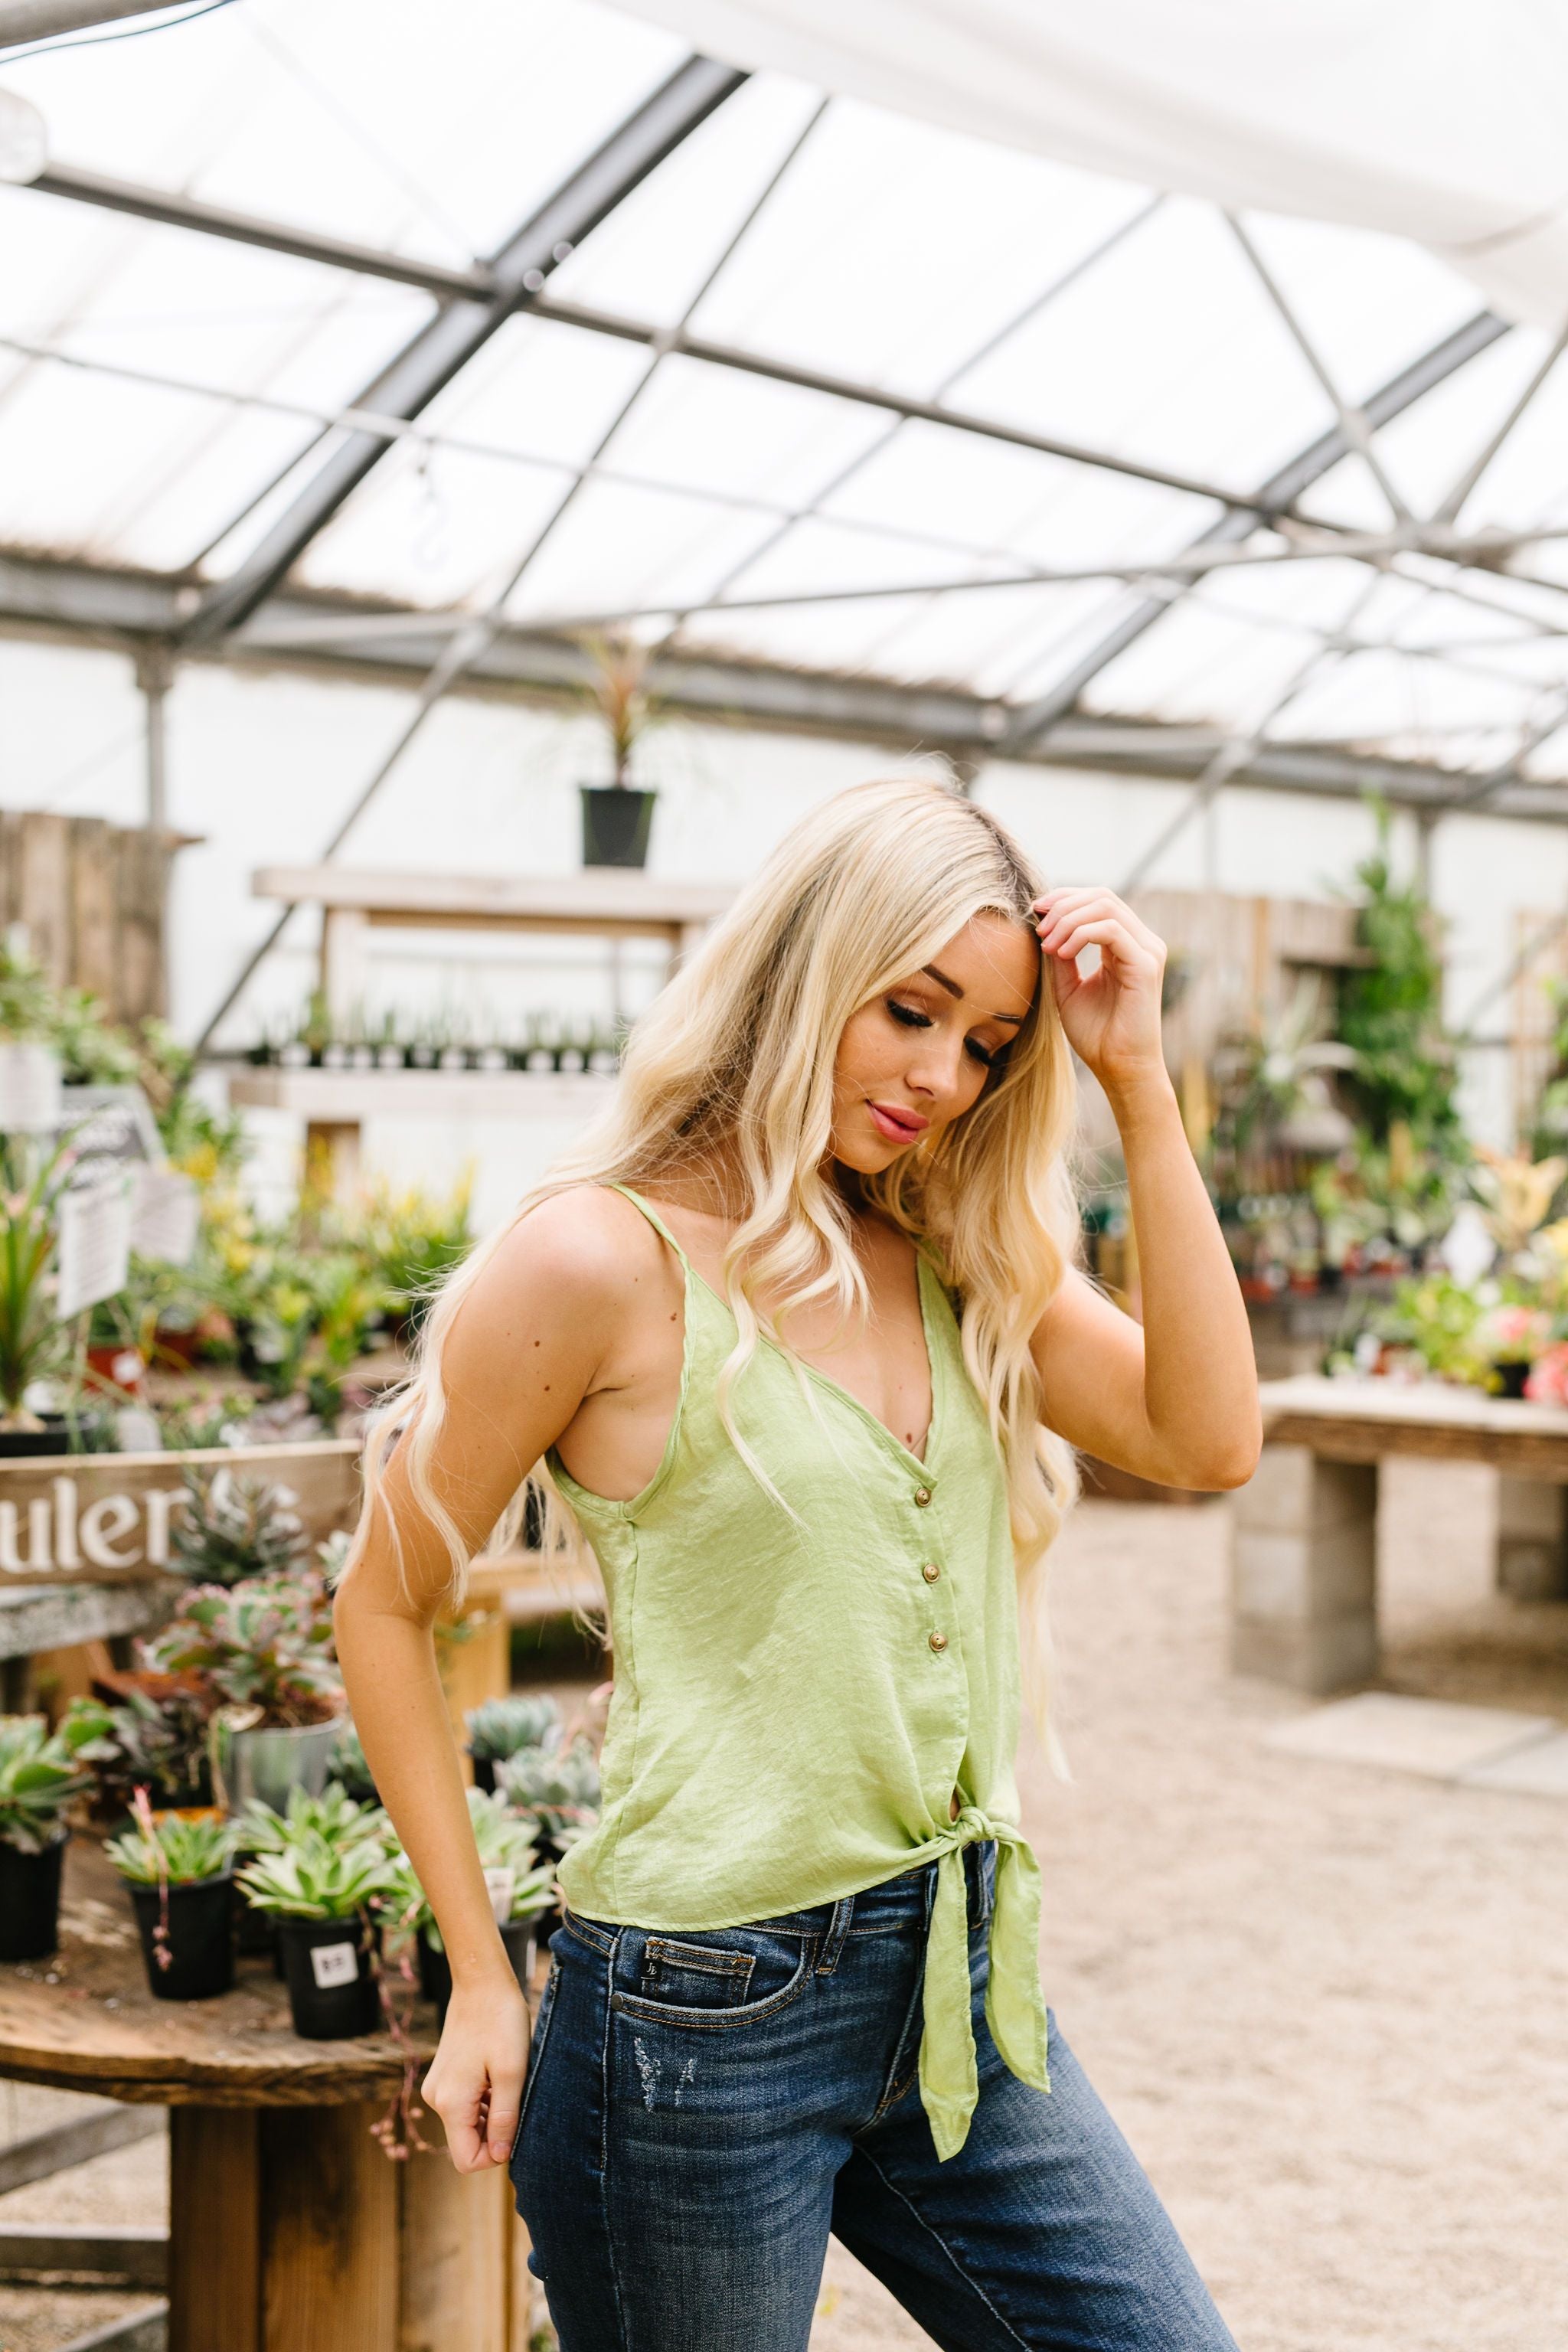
[611,1922,812,2030]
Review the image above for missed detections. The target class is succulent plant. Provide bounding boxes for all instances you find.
[495,1730,601,1841]
[238,1782,387,1857]
[379,1788,554,1948]
[464,1694,562,1765]
[104,1808,237,1887]
[237,1828,394,1920]
[60,1685,213,1813]
[0,1714,90,1854]
[141,1570,340,1729]
[171,1466,309,1589]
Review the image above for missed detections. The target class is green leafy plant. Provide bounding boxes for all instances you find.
[380,1788,554,1948]
[465,1694,562,1765]
[141,1570,340,1727]
[580,633,657,786]
[237,1828,394,1919]
[0,1131,77,1429]
[332,1176,472,1338]
[1336,805,1465,1163]
[104,1808,237,1886]
[171,1467,309,1589]
[0,1714,90,1853]
[327,1720,378,1804]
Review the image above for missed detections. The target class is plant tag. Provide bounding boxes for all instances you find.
[310,1940,360,1990]
[129,1165,199,1263]
[56,1175,132,1318]
[0,1042,63,1133]
[483,1867,516,1924]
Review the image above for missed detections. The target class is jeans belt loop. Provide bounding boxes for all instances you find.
[815,1893,854,1975]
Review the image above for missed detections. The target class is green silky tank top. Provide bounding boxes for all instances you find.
[547,1183,1050,2161]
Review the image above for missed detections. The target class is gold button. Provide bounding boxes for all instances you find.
[929,1630,948,1653]
[921,1561,941,1583]
[913,1485,933,1507]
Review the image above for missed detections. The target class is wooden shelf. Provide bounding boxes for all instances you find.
[252,863,734,938]
[230,1067,612,1120]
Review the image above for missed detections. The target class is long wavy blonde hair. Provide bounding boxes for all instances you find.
[351,776,1084,1768]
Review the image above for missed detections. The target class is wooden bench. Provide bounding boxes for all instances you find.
[1233,1375,1568,1691]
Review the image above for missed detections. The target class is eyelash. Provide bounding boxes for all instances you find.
[887,998,1001,1070]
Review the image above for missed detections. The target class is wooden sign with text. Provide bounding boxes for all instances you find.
[0,1441,361,1585]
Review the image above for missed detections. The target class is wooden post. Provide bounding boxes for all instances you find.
[399,2118,514,2352]
[1231,1443,1379,1691]
[1496,1474,1568,1600]
[168,2108,261,2352]
[305,1119,364,1206]
[259,2101,400,2352]
[322,906,371,1026]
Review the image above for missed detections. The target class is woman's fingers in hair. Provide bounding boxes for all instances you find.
[1032,892,1165,969]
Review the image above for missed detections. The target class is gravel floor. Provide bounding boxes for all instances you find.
[5,1462,1563,2350]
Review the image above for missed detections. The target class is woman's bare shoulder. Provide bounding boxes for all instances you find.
[490,1183,668,1310]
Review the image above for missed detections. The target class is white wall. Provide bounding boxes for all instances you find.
[2,631,1562,1228]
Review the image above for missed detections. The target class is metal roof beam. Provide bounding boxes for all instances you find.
[28,162,497,300]
[5,548,1568,819]
[1001,307,1513,752]
[178,54,745,645]
[0,0,165,44]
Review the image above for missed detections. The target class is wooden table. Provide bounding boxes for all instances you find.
[1233,1375,1568,1691]
[0,1841,533,2351]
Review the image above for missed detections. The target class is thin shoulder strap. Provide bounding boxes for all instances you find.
[606,1181,694,1276]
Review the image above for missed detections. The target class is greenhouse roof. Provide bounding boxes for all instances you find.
[3,0,1568,810]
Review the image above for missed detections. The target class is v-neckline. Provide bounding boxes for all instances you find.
[683,1244,945,1475]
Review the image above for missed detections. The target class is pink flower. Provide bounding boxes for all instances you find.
[1524,1343,1568,1404]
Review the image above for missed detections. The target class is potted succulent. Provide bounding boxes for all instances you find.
[234,1782,388,1964]
[577,634,658,869]
[495,1730,601,1855]
[382,1789,556,2020]
[170,1465,309,1587]
[0,1714,90,1961]
[142,1567,345,1811]
[104,1795,239,2001]
[105,1798,235,1992]
[237,1825,394,2039]
[463,1693,562,1792]
[1475,1302,1553,1399]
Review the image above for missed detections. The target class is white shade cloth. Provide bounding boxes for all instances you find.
[611,0,1568,326]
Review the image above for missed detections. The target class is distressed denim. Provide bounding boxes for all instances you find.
[512,1843,1239,2352]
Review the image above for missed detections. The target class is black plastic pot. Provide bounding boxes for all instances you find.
[419,1919,536,2024]
[129,1873,235,2001]
[0,1834,66,1962]
[278,1914,379,2040]
[0,1418,71,1459]
[231,1870,279,1963]
[468,1753,496,1794]
[1495,1359,1532,1400]
[580,784,655,869]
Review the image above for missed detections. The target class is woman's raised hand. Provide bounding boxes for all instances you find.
[1031,886,1168,1099]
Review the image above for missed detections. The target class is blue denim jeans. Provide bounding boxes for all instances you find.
[512,1843,1239,2350]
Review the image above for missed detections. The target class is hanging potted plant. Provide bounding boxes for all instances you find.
[0,1714,90,1962]
[577,634,659,869]
[237,1824,394,2040]
[105,1796,238,2001]
[142,1566,345,1812]
[463,1693,562,1792]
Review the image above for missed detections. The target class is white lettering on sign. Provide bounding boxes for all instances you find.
[80,1492,138,1570]
[310,1941,361,1990]
[0,1478,191,1578]
[0,1497,54,1574]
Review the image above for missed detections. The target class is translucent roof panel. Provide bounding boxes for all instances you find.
[1,0,1566,789]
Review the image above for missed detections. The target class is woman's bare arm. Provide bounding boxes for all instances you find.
[333,1190,623,2172]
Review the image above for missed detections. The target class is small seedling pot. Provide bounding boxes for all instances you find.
[466,1752,496,1794]
[418,1926,452,2020]
[278,1914,379,2040]
[129,1873,236,2001]
[0,1834,67,1962]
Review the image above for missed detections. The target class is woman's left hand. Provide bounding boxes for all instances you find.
[1031,887,1168,1096]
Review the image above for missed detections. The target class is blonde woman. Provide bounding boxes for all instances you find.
[335,776,1259,2350]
